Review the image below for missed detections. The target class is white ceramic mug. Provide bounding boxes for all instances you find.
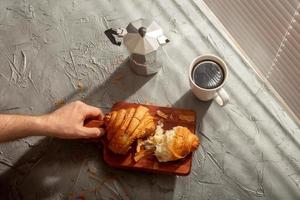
[189,54,229,106]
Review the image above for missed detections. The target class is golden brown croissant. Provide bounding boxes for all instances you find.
[139,125,199,162]
[168,126,199,160]
[103,106,156,154]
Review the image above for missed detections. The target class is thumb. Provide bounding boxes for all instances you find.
[81,127,105,138]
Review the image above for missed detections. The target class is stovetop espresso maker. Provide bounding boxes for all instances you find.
[105,18,169,76]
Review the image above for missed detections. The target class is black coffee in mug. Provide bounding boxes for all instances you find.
[192,60,224,89]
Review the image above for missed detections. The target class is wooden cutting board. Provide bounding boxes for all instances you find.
[99,102,198,176]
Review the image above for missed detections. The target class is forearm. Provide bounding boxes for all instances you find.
[0,114,47,142]
[0,101,104,142]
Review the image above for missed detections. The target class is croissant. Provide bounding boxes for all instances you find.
[141,125,199,162]
[103,105,156,154]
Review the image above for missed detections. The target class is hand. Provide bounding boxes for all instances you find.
[43,101,105,139]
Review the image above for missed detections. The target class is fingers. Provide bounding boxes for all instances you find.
[73,101,103,119]
[84,104,104,119]
[80,127,105,138]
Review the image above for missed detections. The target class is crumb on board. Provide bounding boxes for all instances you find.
[156,110,168,119]
[144,101,153,105]
[169,113,174,120]
[178,114,195,122]
[134,149,154,162]
[136,139,144,153]
[135,139,155,162]
[157,120,164,127]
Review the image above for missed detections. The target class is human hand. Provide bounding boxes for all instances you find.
[42,101,105,139]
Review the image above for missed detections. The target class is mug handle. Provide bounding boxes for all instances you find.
[214,88,229,106]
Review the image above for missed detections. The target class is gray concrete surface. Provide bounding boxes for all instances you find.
[0,0,299,199]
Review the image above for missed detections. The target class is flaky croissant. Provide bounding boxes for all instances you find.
[143,125,199,162]
[104,106,156,154]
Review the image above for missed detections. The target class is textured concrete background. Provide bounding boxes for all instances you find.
[0,0,299,199]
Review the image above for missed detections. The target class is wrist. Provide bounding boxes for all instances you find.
[29,115,52,136]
